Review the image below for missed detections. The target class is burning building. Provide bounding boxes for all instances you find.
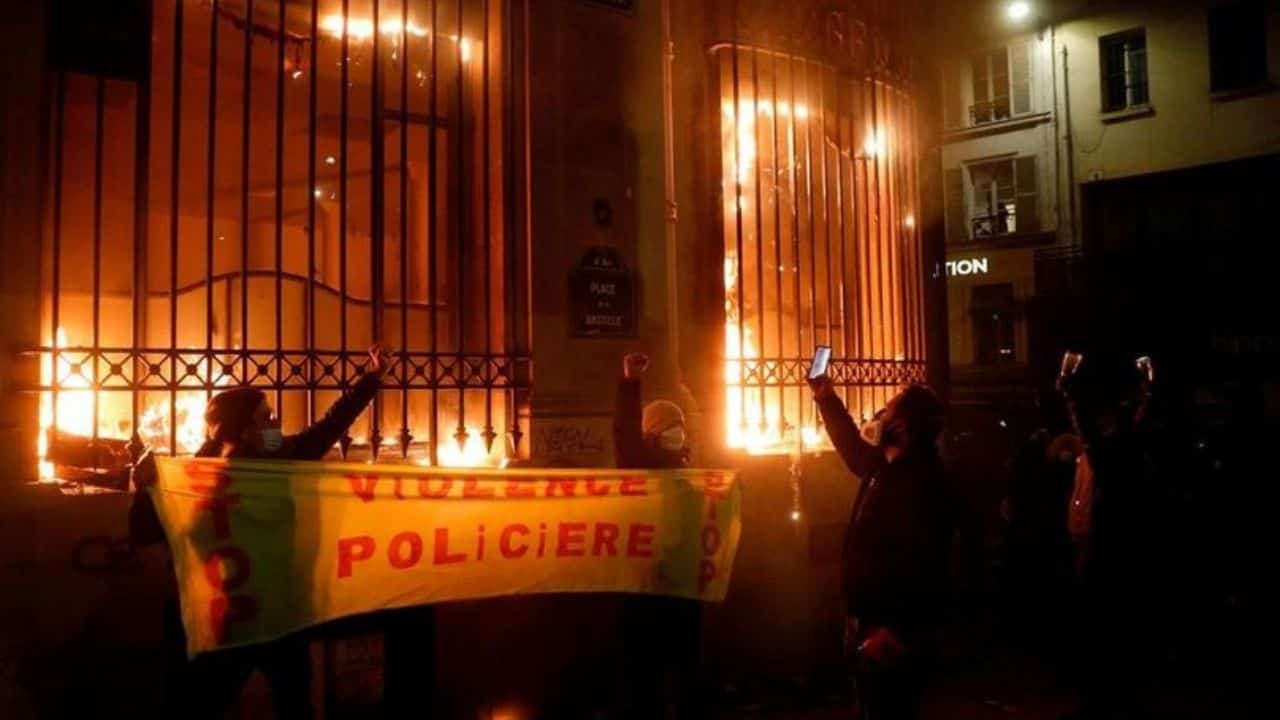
[0,0,943,715]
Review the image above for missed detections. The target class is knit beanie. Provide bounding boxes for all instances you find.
[641,399,685,437]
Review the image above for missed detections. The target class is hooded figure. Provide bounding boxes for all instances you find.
[614,353,689,470]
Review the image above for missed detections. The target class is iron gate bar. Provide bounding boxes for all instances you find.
[370,0,384,459]
[483,0,495,453]
[169,0,184,454]
[51,71,65,443]
[399,0,411,457]
[787,53,803,438]
[833,61,851,413]
[206,0,219,428]
[93,73,105,448]
[750,46,764,432]
[339,0,350,456]
[768,41,785,436]
[800,57,818,432]
[428,0,440,466]
[241,0,253,393]
[454,0,468,452]
[133,0,154,455]
[275,0,286,418]
[730,32,745,431]
[307,0,318,426]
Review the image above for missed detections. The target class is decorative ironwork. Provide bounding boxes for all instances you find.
[28,0,531,478]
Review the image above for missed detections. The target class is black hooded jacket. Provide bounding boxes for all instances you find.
[129,372,381,544]
[816,392,951,637]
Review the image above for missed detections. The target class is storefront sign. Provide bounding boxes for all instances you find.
[946,257,990,277]
[570,246,636,337]
[149,457,741,657]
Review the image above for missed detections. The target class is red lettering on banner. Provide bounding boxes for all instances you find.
[584,478,609,496]
[500,524,530,558]
[346,475,379,502]
[556,522,587,557]
[462,478,494,498]
[388,531,423,569]
[203,546,252,592]
[505,480,536,498]
[619,477,648,496]
[433,528,467,564]
[186,459,232,493]
[337,536,376,578]
[699,559,716,593]
[627,523,656,558]
[701,526,722,555]
[593,522,620,556]
[195,495,241,540]
[209,594,259,644]
[546,479,577,498]
[418,478,453,498]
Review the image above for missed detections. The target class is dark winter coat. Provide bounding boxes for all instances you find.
[129,372,381,544]
[816,392,951,639]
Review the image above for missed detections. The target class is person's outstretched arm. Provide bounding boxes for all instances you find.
[614,353,649,468]
[811,376,884,479]
[288,346,386,460]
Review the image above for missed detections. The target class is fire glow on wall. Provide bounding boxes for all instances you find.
[714,5,928,455]
[31,0,531,484]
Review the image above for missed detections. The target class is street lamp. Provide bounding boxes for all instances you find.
[1006,1,1031,22]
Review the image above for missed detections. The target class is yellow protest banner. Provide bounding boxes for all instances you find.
[149,457,741,657]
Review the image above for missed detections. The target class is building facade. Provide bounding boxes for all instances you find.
[0,1,944,715]
[935,0,1280,411]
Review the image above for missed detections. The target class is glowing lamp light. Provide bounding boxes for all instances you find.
[863,129,886,158]
[1006,1,1031,22]
[789,510,801,522]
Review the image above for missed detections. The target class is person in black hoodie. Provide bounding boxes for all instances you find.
[131,345,386,719]
[614,351,699,719]
[809,374,950,720]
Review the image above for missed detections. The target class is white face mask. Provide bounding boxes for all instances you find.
[260,428,284,453]
[657,425,687,452]
[860,420,883,447]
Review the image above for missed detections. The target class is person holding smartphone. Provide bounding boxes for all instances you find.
[807,349,950,720]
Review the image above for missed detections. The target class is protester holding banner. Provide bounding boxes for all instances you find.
[615,351,701,719]
[809,375,951,720]
[132,344,387,719]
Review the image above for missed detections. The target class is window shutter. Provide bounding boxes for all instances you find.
[942,66,965,129]
[1014,156,1039,233]
[1010,40,1031,115]
[945,168,967,243]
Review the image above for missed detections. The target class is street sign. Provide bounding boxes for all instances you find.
[569,246,636,337]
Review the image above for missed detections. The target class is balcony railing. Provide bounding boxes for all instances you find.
[969,98,1011,125]
[971,208,1016,239]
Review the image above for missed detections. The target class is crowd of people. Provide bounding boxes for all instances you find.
[125,341,1247,719]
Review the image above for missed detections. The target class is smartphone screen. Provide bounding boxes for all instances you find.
[808,345,832,380]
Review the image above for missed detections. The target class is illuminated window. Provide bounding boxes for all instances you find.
[945,157,1038,243]
[715,45,928,455]
[1100,29,1149,112]
[34,0,529,485]
[966,41,1032,126]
